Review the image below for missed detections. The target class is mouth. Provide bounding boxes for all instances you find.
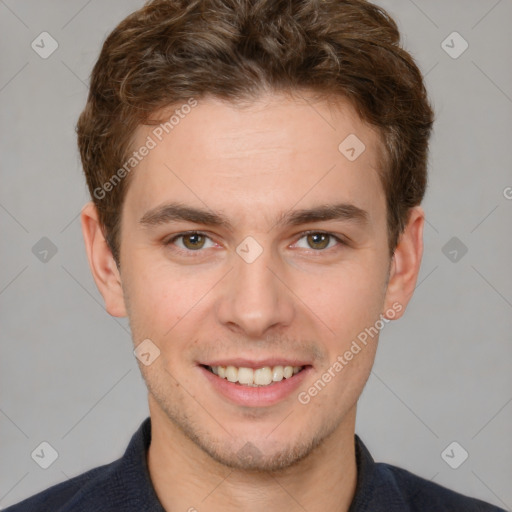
[201,364,308,387]
[198,359,313,406]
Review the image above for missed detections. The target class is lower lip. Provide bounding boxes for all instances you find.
[199,365,312,407]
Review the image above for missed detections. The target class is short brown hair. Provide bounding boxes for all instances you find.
[77,0,434,266]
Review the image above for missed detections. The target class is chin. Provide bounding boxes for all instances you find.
[197,436,324,473]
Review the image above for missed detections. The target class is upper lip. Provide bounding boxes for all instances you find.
[200,358,311,369]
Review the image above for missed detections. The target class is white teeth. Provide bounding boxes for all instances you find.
[254,367,272,385]
[225,365,238,383]
[237,367,254,385]
[272,366,284,382]
[208,364,304,386]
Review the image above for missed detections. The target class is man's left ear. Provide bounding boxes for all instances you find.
[382,206,424,320]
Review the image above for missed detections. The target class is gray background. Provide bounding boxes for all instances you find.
[1,0,511,509]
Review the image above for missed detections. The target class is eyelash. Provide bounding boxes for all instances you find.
[164,230,347,257]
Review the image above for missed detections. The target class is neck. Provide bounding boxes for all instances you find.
[147,399,358,512]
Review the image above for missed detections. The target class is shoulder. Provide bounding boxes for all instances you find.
[352,436,505,512]
[375,462,506,512]
[3,417,160,512]
[2,459,121,512]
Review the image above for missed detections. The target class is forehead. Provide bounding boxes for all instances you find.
[122,91,386,230]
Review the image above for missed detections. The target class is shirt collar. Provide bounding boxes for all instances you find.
[350,434,409,511]
[116,416,165,511]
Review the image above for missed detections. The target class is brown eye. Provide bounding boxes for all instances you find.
[293,231,345,253]
[306,233,331,250]
[165,231,218,257]
[181,233,206,250]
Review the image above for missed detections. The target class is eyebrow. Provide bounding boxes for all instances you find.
[139,201,369,230]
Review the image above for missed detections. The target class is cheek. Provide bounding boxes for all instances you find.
[294,259,387,341]
[124,254,214,337]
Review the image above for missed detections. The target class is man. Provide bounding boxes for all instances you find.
[5,0,505,510]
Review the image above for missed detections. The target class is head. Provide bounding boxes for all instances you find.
[79,0,434,472]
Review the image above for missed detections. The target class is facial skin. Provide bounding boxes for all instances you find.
[81,90,424,512]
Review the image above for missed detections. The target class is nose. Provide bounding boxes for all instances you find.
[215,241,295,338]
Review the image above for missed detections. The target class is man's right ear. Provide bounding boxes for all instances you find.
[80,201,127,318]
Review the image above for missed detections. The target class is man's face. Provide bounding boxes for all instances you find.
[114,91,400,470]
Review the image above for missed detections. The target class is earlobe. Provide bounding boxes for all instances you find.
[80,201,127,318]
[382,206,424,320]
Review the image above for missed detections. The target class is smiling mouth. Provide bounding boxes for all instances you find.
[201,364,308,387]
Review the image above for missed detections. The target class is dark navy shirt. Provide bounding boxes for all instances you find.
[4,416,505,511]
